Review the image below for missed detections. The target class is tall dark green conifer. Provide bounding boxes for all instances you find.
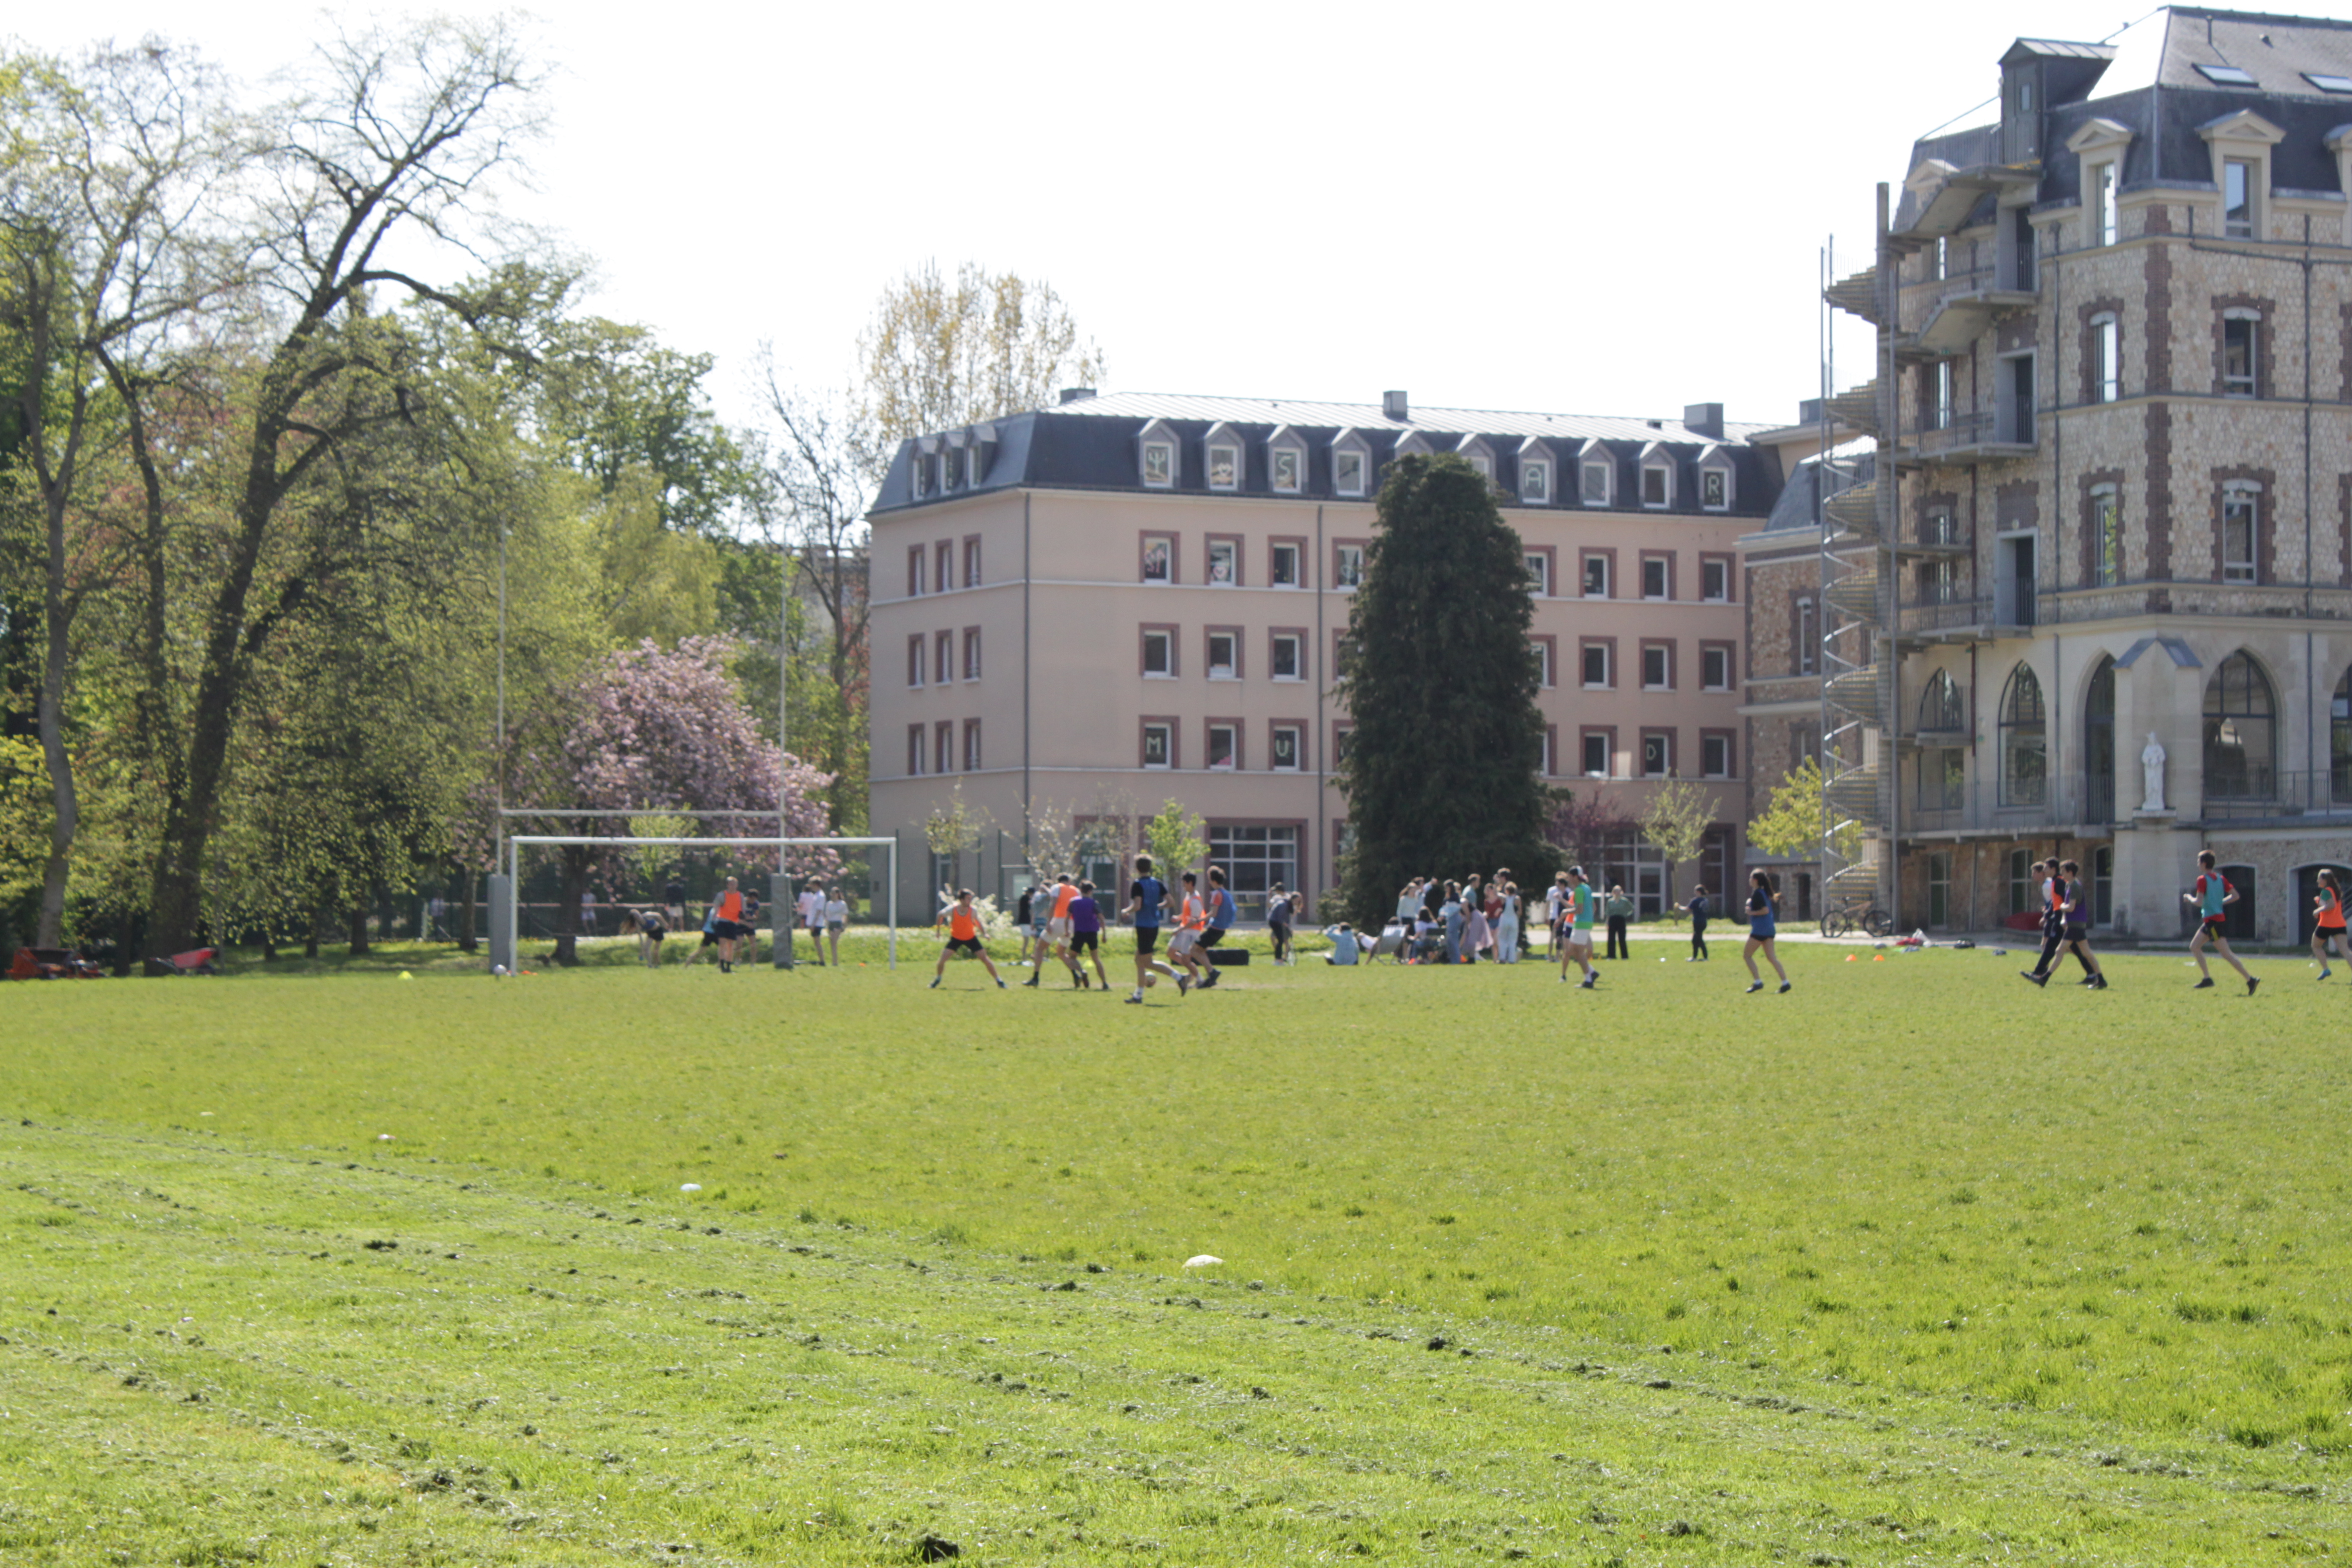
[1336,454,1552,925]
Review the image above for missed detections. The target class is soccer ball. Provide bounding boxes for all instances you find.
[491,964,508,978]
[1144,972,1159,988]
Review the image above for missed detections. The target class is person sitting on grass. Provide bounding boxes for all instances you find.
[1323,923,1360,965]
[930,889,1008,990]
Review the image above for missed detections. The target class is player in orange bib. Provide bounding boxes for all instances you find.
[1027,874,1089,989]
[931,888,1008,989]
[713,877,746,973]
[1163,871,1209,993]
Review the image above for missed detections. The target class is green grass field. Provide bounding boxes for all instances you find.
[3,935,2347,1564]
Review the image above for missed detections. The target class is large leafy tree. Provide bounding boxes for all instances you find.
[1336,454,1552,926]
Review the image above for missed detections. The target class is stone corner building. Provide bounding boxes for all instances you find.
[1788,5,2352,942]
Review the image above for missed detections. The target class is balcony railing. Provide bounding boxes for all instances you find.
[1903,407,2035,461]
[2200,769,2352,823]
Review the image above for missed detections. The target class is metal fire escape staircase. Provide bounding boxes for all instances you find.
[1819,219,1897,917]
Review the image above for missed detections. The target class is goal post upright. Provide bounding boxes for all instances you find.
[498,830,898,971]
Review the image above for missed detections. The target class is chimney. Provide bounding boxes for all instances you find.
[1797,396,1824,427]
[1058,387,1096,404]
[1682,402,1725,440]
[1382,390,1409,422]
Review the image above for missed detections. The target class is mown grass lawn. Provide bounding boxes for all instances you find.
[2,936,2346,1564]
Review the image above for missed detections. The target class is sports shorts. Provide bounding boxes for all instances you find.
[1169,929,1201,957]
[1048,917,1072,938]
[1134,926,1160,955]
[1566,926,1594,947]
[712,919,741,940]
[2063,923,2089,940]
[1070,930,1100,953]
[827,921,845,933]
[1199,928,1226,949]
[946,935,985,956]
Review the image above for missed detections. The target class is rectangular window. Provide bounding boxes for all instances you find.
[1207,444,1239,490]
[1334,449,1366,497]
[1270,631,1303,681]
[1581,729,1612,778]
[962,626,982,680]
[1333,723,1355,766]
[2089,160,2116,247]
[1533,635,1556,688]
[963,535,982,588]
[1141,533,1176,584]
[1701,468,1728,509]
[2092,315,2120,402]
[1700,642,1732,690]
[1524,551,1551,596]
[906,726,923,777]
[1334,633,1359,684]
[1206,722,1238,770]
[1641,730,1673,778]
[1141,627,1175,677]
[1641,463,1670,507]
[934,720,954,775]
[906,635,925,688]
[1641,641,1672,690]
[1582,551,1611,598]
[1141,441,1175,488]
[935,541,954,595]
[2222,486,2258,584]
[1334,542,1365,588]
[1270,723,1303,772]
[1922,506,1958,549]
[2223,157,2254,239]
[1699,554,1731,602]
[963,720,982,772]
[2223,315,2258,397]
[1796,598,1818,675]
[1521,459,1551,503]
[2093,485,2123,587]
[1270,540,1301,587]
[1581,640,1612,689]
[1927,360,1954,430]
[1582,459,1611,505]
[1271,447,1303,494]
[940,448,961,490]
[1142,721,1173,769]
[1206,629,1239,679]
[1920,747,1965,811]
[934,630,952,686]
[1208,825,1300,919]
[1918,555,1958,605]
[1206,537,1239,585]
[1641,554,1671,600]
[907,546,924,597]
[2008,847,2033,916]
[1701,731,1732,778]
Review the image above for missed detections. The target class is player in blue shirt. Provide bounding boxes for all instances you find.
[1743,870,1790,994]
[1123,854,1185,1003]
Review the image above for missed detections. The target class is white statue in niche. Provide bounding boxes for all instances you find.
[2140,732,2167,812]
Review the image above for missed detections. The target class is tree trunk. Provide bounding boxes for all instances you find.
[348,899,371,957]
[305,902,324,959]
[456,866,479,953]
[552,847,588,966]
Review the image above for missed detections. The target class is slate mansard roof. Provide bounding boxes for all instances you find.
[1898,5,2352,227]
[871,392,1783,518]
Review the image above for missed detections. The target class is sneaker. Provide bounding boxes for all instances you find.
[1745,981,1764,993]
[1023,976,1040,987]
[2320,969,2334,980]
[996,979,1008,989]
[1075,973,1089,989]
[2192,978,2214,989]
[2246,976,2260,996]
[1125,993,1143,1004]
[1778,981,1792,994]
[1579,976,1597,989]
[1176,974,1192,996]
[2093,976,2108,990]
[1199,970,1219,989]
[929,978,940,989]
[2020,971,2047,987]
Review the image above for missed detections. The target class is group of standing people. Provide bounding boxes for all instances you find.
[1386,873,1529,966]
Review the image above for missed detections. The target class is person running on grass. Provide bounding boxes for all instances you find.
[1166,872,1210,993]
[1684,884,1711,962]
[1068,879,1111,990]
[2055,860,2107,988]
[1195,866,1238,987]
[2310,869,2349,979]
[930,889,1008,989]
[2184,849,2257,994]
[1026,874,1087,988]
[2021,859,2067,986]
[1743,869,1790,994]
[1124,854,1186,1002]
[1557,866,1599,988]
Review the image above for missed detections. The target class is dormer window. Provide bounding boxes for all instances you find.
[2088,159,2116,246]
[1521,459,1550,503]
[1331,430,1371,498]
[910,445,931,498]
[2197,109,2281,245]
[1697,446,1734,511]
[1455,435,1494,485]
[1204,422,1242,491]
[2066,118,2133,251]
[939,448,959,491]
[1639,445,1672,508]
[1138,418,1179,489]
[1268,426,1308,494]
[2223,158,2255,238]
[1578,441,1612,506]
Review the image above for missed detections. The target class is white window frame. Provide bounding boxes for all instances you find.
[1701,732,1731,779]
[2222,309,2260,398]
[1334,543,1365,588]
[1141,440,1176,489]
[1521,458,1551,503]
[1581,641,1612,690]
[1270,632,1303,682]
[1581,458,1612,506]
[1271,444,1304,494]
[2088,159,2117,247]
[1701,644,1730,691]
[1270,541,1301,588]
[1205,538,1239,585]
[1142,722,1173,770]
[1582,554,1611,598]
[1700,557,1730,602]
[1206,723,1238,771]
[1641,731,1673,779]
[1700,465,1730,510]
[1641,461,1672,508]
[1641,555,1670,601]
[2092,483,2123,587]
[2222,156,2256,240]
[2092,312,2120,403]
[1206,630,1239,680]
[1534,639,1554,687]
[1797,597,1818,676]
[1332,437,1369,498]
[1271,724,1303,772]
[1142,628,1175,678]
[1641,643,1671,691]
[1524,552,1550,596]
[1582,731,1610,778]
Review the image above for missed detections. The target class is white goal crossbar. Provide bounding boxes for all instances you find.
[500,834,898,970]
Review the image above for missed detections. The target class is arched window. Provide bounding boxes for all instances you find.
[1919,669,1962,732]
[2333,666,2352,805]
[1999,664,2047,806]
[2204,651,2275,800]
[2085,656,2116,822]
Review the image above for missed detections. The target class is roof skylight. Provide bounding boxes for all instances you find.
[2196,63,2258,86]
[2306,72,2352,93]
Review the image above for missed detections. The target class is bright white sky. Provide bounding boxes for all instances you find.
[9,1,2279,437]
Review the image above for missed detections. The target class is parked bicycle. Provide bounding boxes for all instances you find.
[1821,899,1894,939]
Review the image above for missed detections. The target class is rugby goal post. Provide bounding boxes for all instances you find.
[492,833,898,973]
